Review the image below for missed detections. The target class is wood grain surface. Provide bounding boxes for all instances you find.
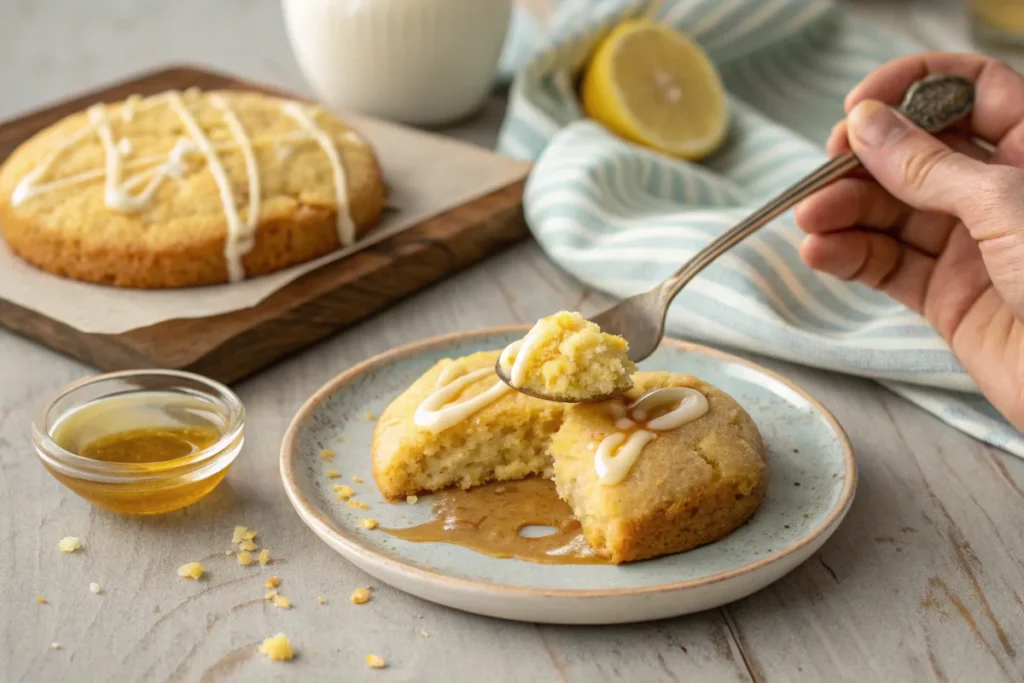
[0,66,529,384]
[2,1,1024,682]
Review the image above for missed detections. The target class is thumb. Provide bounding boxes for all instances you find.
[846,99,992,220]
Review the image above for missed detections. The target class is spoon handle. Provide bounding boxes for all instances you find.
[660,151,861,302]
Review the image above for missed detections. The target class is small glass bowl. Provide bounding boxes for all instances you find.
[32,369,245,515]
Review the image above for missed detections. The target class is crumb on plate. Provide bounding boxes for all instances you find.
[366,654,386,669]
[334,484,354,500]
[326,469,342,479]
[320,449,335,461]
[420,630,430,638]
[177,562,205,580]
[258,633,294,661]
[406,495,418,504]
[350,587,371,604]
[360,518,378,530]
[89,582,101,594]
[58,537,82,553]
[352,476,365,484]
[364,411,376,421]
[347,499,369,510]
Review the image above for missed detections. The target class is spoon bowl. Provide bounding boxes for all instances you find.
[493,359,626,403]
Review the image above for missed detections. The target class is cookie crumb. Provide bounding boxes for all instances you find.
[350,587,371,604]
[406,495,418,504]
[237,551,254,566]
[266,576,280,589]
[326,469,342,479]
[265,591,278,600]
[494,486,506,494]
[360,518,378,530]
[352,476,365,484]
[364,411,376,421]
[89,582,101,594]
[320,449,335,461]
[334,484,354,500]
[273,595,292,609]
[36,595,47,604]
[258,548,270,566]
[366,654,386,669]
[51,642,61,650]
[317,596,326,605]
[347,499,369,510]
[225,550,233,556]
[420,630,430,638]
[239,540,258,552]
[232,526,248,544]
[177,562,205,580]
[242,530,258,541]
[258,633,294,661]
[58,537,82,553]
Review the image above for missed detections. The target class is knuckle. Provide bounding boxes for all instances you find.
[900,145,954,191]
[980,167,1024,205]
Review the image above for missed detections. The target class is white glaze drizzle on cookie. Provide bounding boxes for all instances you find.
[594,387,709,486]
[281,102,356,248]
[166,91,249,282]
[211,94,262,262]
[9,90,365,282]
[415,367,514,434]
[498,328,548,388]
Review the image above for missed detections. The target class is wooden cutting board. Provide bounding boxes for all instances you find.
[0,66,529,384]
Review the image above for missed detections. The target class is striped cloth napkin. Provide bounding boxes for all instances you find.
[493,0,1024,458]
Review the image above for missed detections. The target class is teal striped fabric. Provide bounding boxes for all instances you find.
[495,0,1024,458]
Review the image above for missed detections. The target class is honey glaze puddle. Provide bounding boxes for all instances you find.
[382,477,612,565]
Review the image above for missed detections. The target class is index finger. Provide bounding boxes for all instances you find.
[843,52,1024,147]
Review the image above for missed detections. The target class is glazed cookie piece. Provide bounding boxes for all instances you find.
[498,311,636,401]
[0,89,386,288]
[372,351,565,500]
[549,372,767,563]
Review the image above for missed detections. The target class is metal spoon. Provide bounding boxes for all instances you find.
[497,74,976,402]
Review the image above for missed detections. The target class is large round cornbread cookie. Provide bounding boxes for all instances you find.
[0,89,385,288]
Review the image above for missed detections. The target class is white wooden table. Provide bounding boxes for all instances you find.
[2,1,1023,681]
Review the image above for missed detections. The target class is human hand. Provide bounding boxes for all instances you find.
[794,53,1024,430]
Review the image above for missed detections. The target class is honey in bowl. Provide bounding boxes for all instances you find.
[34,371,245,515]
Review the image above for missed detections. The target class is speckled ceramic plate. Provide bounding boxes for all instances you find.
[280,326,856,625]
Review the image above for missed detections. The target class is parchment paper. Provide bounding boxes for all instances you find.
[0,115,531,334]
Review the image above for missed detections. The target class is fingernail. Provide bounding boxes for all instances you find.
[848,100,907,148]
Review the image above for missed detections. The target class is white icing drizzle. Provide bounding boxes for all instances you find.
[116,138,133,156]
[498,326,547,388]
[121,94,141,123]
[435,362,467,389]
[12,123,96,206]
[165,91,248,282]
[415,367,513,433]
[594,387,709,486]
[88,103,154,212]
[281,102,356,247]
[211,94,261,258]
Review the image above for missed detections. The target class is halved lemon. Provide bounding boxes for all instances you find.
[581,20,728,160]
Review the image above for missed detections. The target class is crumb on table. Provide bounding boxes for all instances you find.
[242,530,257,541]
[420,630,430,638]
[266,576,280,589]
[36,595,47,604]
[258,633,294,661]
[232,526,248,544]
[364,411,376,421]
[317,596,326,605]
[51,642,61,650]
[352,476,365,484]
[273,595,292,609]
[327,469,342,479]
[237,551,254,566]
[239,540,258,552]
[350,587,371,604]
[334,484,354,500]
[89,582,101,594]
[258,549,270,566]
[177,562,205,580]
[58,537,82,553]
[320,449,335,461]
[366,654,387,669]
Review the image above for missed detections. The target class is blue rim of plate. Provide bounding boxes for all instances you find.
[280,325,857,599]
